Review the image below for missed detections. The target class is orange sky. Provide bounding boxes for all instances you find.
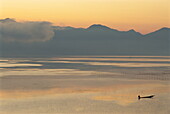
[1,0,170,34]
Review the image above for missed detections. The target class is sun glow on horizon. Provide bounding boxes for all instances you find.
[1,0,170,34]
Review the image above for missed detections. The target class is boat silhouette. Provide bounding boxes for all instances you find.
[138,95,155,100]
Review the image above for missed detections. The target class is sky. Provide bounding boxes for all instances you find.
[1,0,170,34]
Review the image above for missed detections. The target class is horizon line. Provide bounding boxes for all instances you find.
[53,24,170,35]
[1,18,170,35]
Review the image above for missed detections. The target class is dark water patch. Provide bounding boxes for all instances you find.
[44,60,170,63]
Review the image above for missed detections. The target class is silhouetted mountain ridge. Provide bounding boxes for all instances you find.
[0,18,16,23]
[144,27,170,40]
[1,21,169,57]
[52,24,169,36]
[87,24,113,30]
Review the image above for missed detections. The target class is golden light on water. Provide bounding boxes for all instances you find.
[0,57,169,113]
[0,82,168,106]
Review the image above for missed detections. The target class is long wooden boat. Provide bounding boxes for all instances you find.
[138,95,155,100]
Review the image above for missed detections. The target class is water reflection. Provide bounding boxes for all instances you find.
[0,63,42,67]
[0,56,169,113]
[0,82,169,106]
[93,84,169,106]
[0,68,114,76]
[53,57,170,62]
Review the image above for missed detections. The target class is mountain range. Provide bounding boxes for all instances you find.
[1,24,170,57]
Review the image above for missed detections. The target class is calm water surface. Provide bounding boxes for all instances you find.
[0,56,169,113]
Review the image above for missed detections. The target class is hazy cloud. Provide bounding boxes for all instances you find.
[0,18,54,42]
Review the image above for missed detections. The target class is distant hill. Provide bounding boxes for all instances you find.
[1,24,170,57]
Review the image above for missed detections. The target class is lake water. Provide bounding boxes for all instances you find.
[0,56,169,113]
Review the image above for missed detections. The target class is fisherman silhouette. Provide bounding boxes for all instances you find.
[138,95,140,100]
